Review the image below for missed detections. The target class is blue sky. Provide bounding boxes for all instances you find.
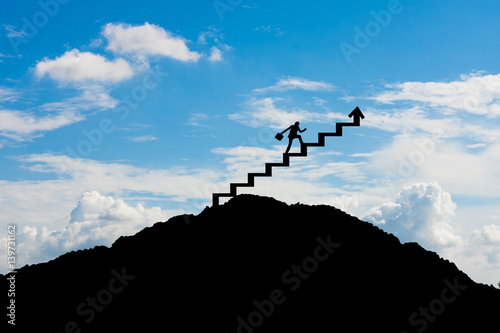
[1,0,500,285]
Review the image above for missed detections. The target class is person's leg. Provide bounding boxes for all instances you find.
[297,135,305,152]
[285,138,293,153]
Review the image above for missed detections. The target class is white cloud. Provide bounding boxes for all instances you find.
[470,224,500,245]
[36,49,134,83]
[254,26,283,36]
[303,161,368,183]
[0,171,358,274]
[360,74,500,146]
[252,76,335,94]
[229,97,344,129]
[1,147,498,284]
[466,143,487,149]
[0,87,21,102]
[187,113,210,127]
[2,148,359,248]
[361,106,457,136]
[212,145,282,174]
[3,24,26,38]
[0,109,83,141]
[208,46,223,62]
[197,27,232,61]
[103,22,202,62]
[371,72,500,116]
[88,37,104,48]
[197,26,225,45]
[363,182,460,248]
[0,153,223,222]
[359,105,500,146]
[313,97,327,106]
[0,53,12,63]
[366,135,500,198]
[0,191,168,271]
[39,84,120,112]
[127,135,158,142]
[0,84,120,143]
[418,142,500,197]
[73,84,120,109]
[328,195,359,212]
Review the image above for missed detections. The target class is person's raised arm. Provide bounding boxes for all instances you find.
[281,126,291,134]
[300,127,307,133]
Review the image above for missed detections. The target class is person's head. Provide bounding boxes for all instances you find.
[295,121,300,126]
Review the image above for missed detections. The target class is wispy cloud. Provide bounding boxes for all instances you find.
[187,113,210,127]
[3,24,26,38]
[0,84,120,144]
[254,25,283,36]
[198,26,232,62]
[0,87,21,102]
[252,76,336,94]
[39,84,120,111]
[127,135,158,142]
[466,143,487,149]
[0,109,84,141]
[197,26,225,44]
[0,52,14,62]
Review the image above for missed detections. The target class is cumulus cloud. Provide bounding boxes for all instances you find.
[0,191,168,271]
[103,22,202,62]
[328,195,359,212]
[363,182,461,248]
[470,224,500,245]
[439,221,500,286]
[371,72,500,116]
[36,49,134,83]
[252,76,335,94]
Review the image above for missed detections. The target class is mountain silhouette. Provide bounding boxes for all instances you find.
[3,195,499,332]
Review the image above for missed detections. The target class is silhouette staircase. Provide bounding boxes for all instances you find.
[212,106,365,206]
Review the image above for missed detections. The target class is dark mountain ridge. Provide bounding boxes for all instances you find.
[3,194,500,332]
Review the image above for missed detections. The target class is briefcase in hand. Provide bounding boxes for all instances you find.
[275,133,284,141]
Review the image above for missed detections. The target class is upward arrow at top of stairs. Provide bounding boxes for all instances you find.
[212,106,365,206]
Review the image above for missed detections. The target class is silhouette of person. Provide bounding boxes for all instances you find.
[281,121,307,153]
